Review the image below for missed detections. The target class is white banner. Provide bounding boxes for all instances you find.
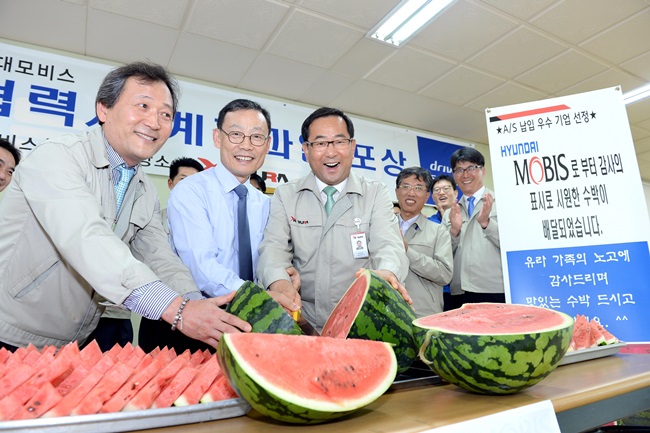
[487,87,650,342]
[0,41,466,199]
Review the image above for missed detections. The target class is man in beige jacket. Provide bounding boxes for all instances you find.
[0,62,250,351]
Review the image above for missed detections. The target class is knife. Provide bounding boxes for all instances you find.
[291,310,320,336]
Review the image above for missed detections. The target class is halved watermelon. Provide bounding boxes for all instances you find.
[414,303,574,395]
[321,269,417,373]
[217,333,396,424]
[226,281,303,335]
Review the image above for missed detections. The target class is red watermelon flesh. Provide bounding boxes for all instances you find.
[79,340,103,369]
[321,275,367,339]
[590,319,619,345]
[569,315,592,351]
[100,354,161,413]
[175,356,223,406]
[417,302,568,334]
[200,372,237,403]
[220,334,396,409]
[152,365,200,409]
[14,382,62,420]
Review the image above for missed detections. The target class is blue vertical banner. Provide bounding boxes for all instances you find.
[417,137,463,205]
[487,87,650,342]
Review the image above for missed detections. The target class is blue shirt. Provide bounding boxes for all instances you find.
[167,163,270,297]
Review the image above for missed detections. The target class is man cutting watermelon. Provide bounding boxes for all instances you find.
[0,62,251,352]
[257,107,411,331]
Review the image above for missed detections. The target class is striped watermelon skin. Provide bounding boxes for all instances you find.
[322,270,417,373]
[415,305,573,395]
[226,281,302,335]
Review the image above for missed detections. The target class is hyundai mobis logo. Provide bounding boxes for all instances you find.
[514,154,569,185]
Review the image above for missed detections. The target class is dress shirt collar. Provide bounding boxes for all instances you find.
[314,176,347,204]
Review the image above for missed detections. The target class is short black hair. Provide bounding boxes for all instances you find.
[216,99,271,133]
[169,157,203,180]
[250,172,267,193]
[432,174,457,190]
[396,166,434,192]
[301,107,354,142]
[0,138,21,166]
[450,147,485,169]
[95,62,180,125]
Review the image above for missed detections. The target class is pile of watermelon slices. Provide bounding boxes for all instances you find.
[0,340,236,421]
[568,314,619,351]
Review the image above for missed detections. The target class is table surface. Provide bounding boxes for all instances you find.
[142,353,650,433]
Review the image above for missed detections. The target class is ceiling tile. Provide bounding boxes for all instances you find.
[298,0,398,29]
[86,10,178,65]
[580,9,650,64]
[621,50,650,81]
[328,80,408,118]
[517,50,609,93]
[559,69,645,97]
[168,33,258,88]
[186,0,288,50]
[634,136,650,154]
[331,38,395,78]
[480,0,557,21]
[238,53,325,100]
[410,0,518,61]
[627,98,650,124]
[89,0,189,28]
[0,0,87,53]
[365,47,456,92]
[266,10,364,68]
[420,66,504,106]
[298,71,355,107]
[531,0,648,45]
[467,27,567,78]
[466,82,547,112]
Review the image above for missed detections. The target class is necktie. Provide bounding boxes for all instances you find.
[234,184,254,281]
[467,196,475,217]
[115,164,134,214]
[323,186,337,215]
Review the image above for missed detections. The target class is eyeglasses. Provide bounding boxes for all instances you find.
[305,139,353,151]
[220,129,269,147]
[452,165,482,175]
[397,184,427,193]
[433,185,453,193]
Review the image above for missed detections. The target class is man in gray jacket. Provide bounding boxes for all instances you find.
[257,107,410,330]
[0,62,250,351]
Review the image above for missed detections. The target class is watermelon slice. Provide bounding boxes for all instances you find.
[174,356,223,406]
[590,319,619,345]
[100,355,162,413]
[55,365,89,396]
[200,372,237,403]
[226,281,303,335]
[217,333,397,424]
[0,363,35,401]
[414,303,574,395]
[13,382,62,420]
[151,365,200,409]
[79,340,103,369]
[70,362,133,415]
[43,368,107,418]
[569,315,593,351]
[321,269,417,373]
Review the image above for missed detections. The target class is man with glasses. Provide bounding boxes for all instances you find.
[428,174,457,224]
[257,107,409,330]
[445,147,505,305]
[395,167,452,317]
[138,98,283,353]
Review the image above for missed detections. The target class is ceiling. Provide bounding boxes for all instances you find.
[2,0,650,180]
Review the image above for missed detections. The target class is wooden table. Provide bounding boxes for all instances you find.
[145,354,650,433]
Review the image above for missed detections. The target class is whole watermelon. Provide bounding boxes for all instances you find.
[217,333,397,424]
[226,281,303,335]
[321,269,417,373]
[414,303,574,395]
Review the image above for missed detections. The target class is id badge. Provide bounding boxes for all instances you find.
[351,232,369,259]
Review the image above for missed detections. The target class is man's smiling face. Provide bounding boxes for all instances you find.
[302,115,356,186]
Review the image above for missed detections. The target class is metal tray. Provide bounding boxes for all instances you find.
[559,342,627,366]
[0,397,250,433]
[390,363,442,391]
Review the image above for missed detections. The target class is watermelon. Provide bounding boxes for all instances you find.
[175,356,223,406]
[199,372,237,403]
[414,303,573,395]
[321,269,417,373]
[226,281,303,335]
[217,333,396,424]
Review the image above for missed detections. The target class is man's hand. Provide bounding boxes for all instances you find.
[477,192,493,229]
[162,292,252,349]
[287,266,301,292]
[268,279,302,313]
[449,199,463,237]
[356,268,412,305]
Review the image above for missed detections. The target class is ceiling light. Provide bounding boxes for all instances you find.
[369,0,454,47]
[623,83,650,105]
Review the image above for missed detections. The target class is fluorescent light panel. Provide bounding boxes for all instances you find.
[370,0,454,47]
[623,83,650,105]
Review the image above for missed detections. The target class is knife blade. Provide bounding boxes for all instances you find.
[291,310,320,336]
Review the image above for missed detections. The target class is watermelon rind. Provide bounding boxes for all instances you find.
[227,281,303,335]
[322,269,417,373]
[414,303,574,395]
[217,333,397,424]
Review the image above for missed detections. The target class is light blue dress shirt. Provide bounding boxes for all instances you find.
[167,163,270,297]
